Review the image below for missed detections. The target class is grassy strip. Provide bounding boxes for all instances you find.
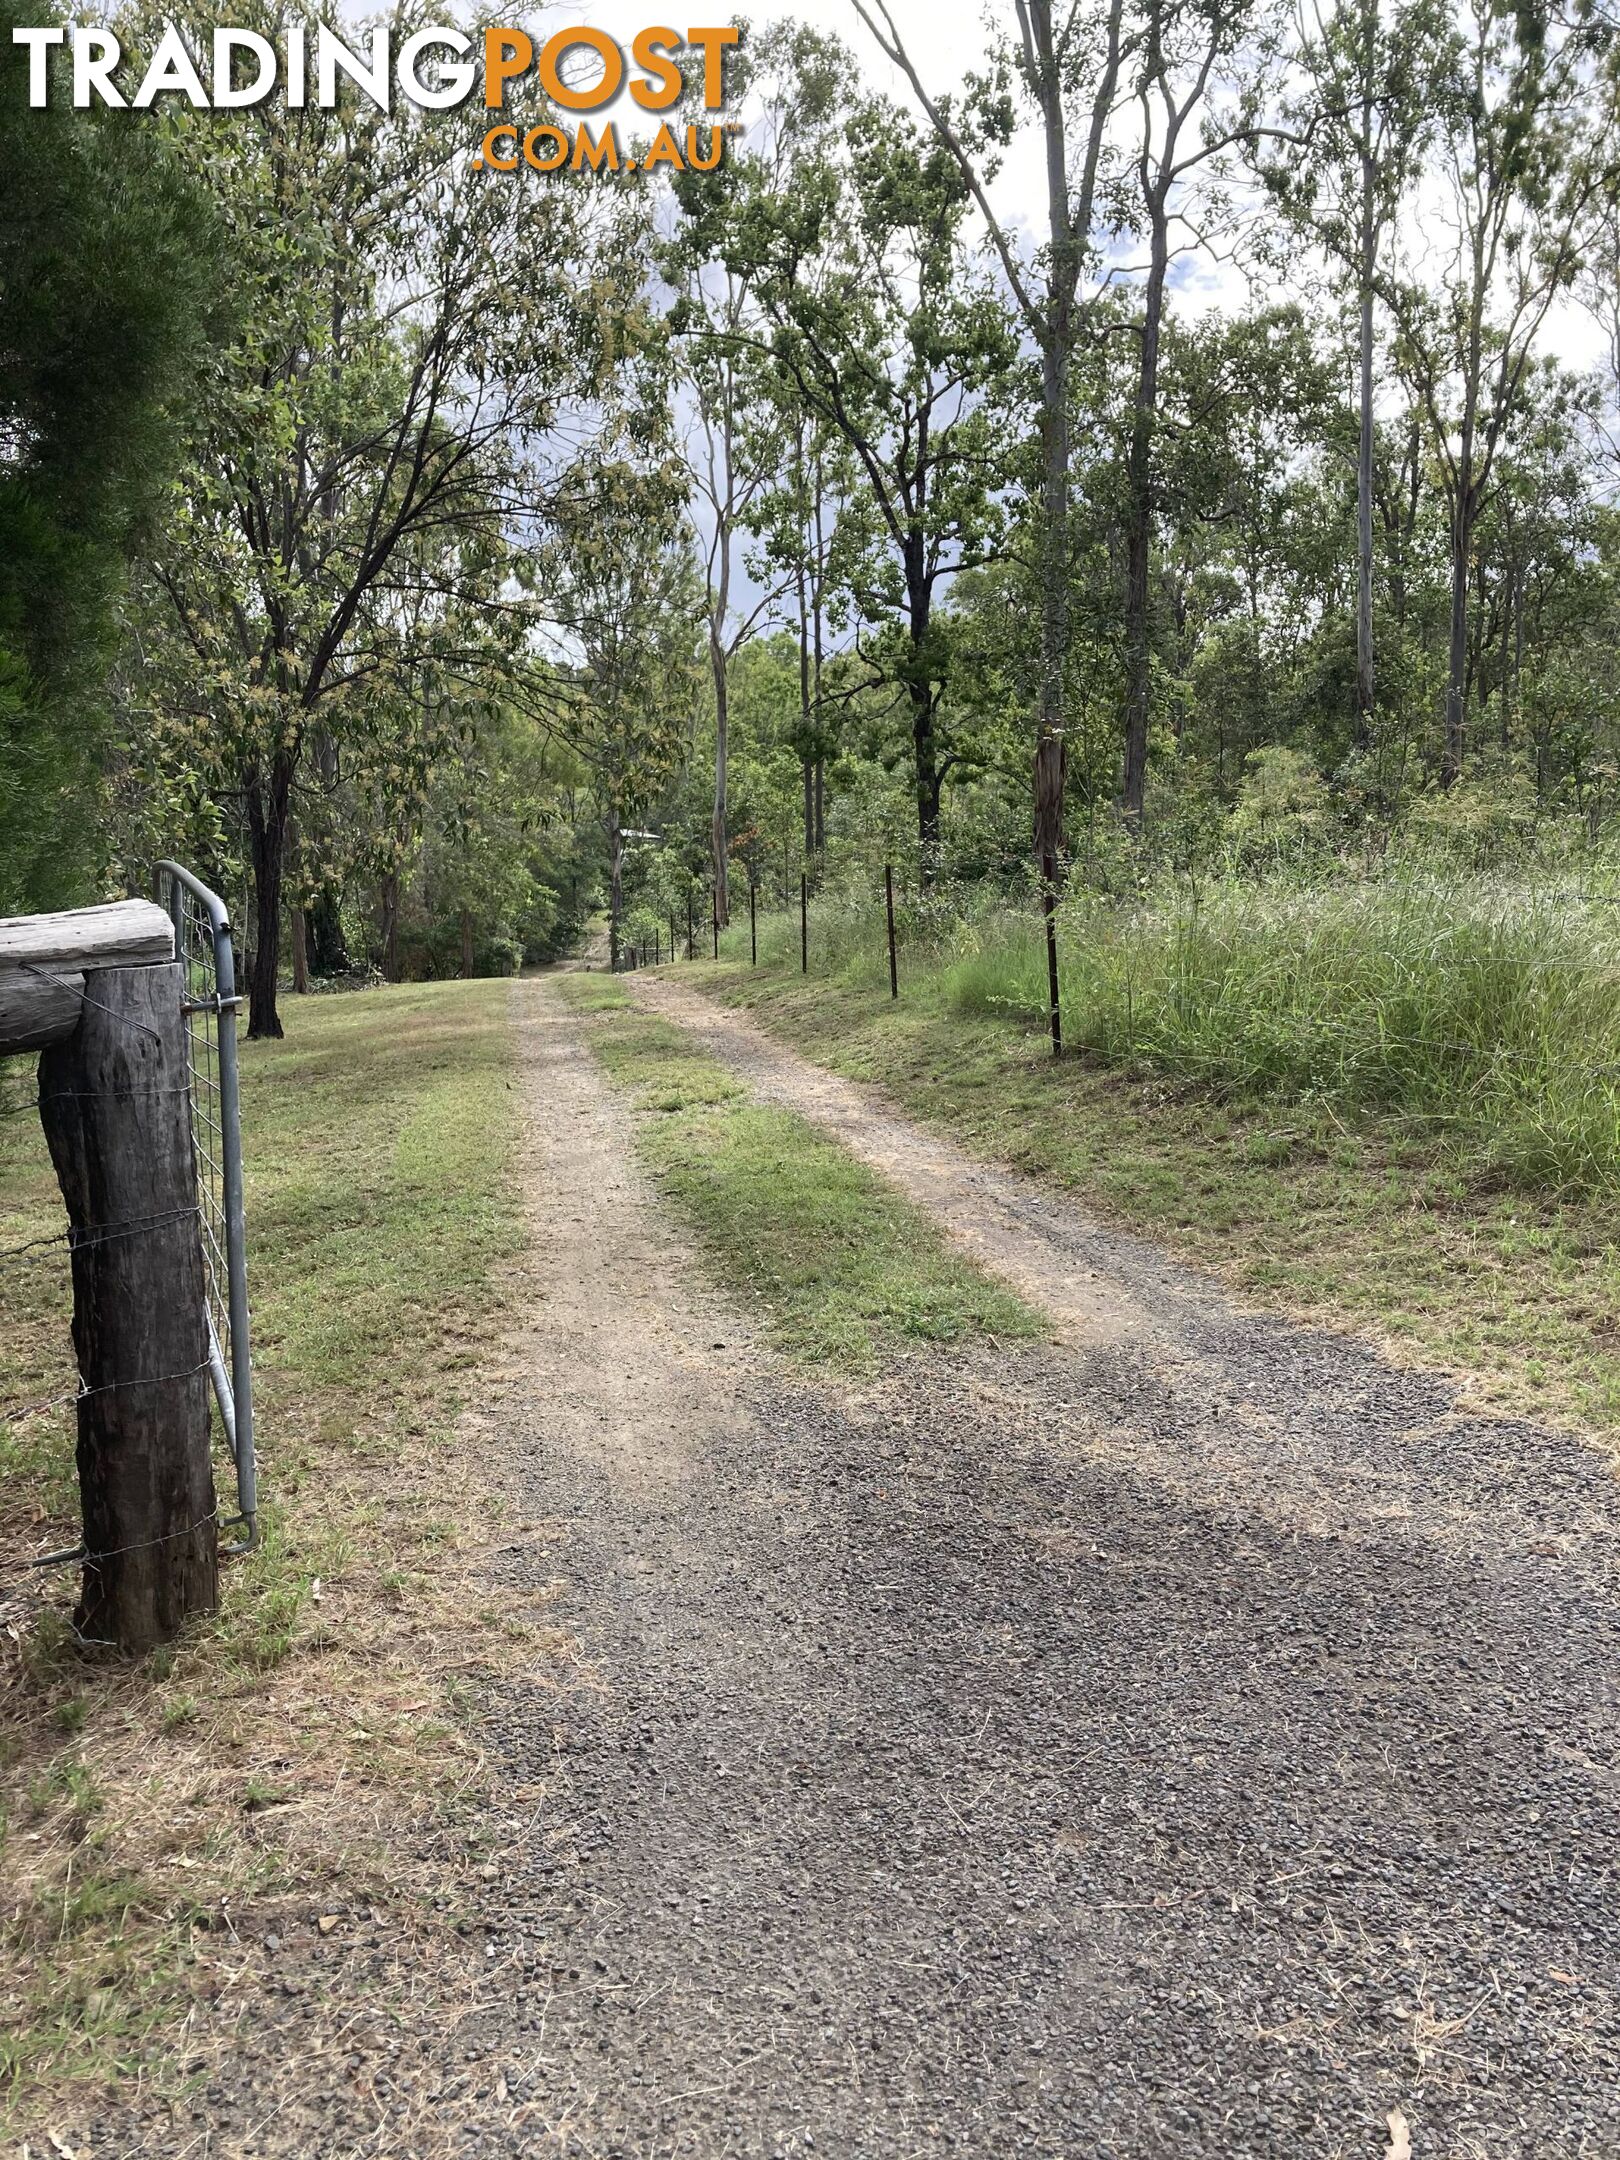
[0,978,533,2114]
[683,914,1620,1443]
[555,973,1038,1369]
[947,874,1620,1194]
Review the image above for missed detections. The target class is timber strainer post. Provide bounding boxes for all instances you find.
[0,873,258,1651]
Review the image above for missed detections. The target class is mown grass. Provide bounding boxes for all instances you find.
[554,972,1038,1369]
[0,977,529,2118]
[693,876,1620,1441]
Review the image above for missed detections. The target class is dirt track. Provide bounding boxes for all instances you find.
[455,978,1620,2158]
[95,974,1620,2156]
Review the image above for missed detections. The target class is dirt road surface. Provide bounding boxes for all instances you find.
[93,974,1620,2156]
[456,978,1620,2158]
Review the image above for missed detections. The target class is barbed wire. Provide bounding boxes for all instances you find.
[77,1357,213,1405]
[18,961,162,1044]
[77,1503,223,1569]
[0,1503,227,1600]
[0,1385,78,1430]
[0,1082,193,1122]
[0,1203,200,1268]
[0,1356,213,1441]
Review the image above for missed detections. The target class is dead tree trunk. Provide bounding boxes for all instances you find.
[38,961,218,1651]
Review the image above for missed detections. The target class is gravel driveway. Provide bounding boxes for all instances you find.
[450,980,1620,2160]
[86,976,1620,2158]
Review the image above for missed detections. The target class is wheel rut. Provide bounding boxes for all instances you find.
[442,976,1620,2159]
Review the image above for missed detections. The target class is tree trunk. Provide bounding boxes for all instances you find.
[905,546,943,869]
[243,749,294,1039]
[1354,2,1378,742]
[379,872,400,981]
[1511,549,1524,760]
[308,885,348,976]
[1030,0,1084,869]
[608,819,624,970]
[288,815,310,995]
[797,539,816,867]
[1355,206,1376,739]
[711,626,730,928]
[811,469,828,859]
[1033,318,1071,866]
[1444,506,1471,787]
[1121,206,1169,822]
[38,961,218,1652]
[460,907,474,978]
[911,685,943,861]
[291,906,309,995]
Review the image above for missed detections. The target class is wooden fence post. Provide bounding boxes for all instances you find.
[38,959,218,1650]
[884,864,898,1000]
[749,878,757,966]
[712,886,719,960]
[800,874,808,974]
[1041,852,1063,1060]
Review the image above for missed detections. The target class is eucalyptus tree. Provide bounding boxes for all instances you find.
[855,0,1131,866]
[745,402,857,864]
[132,0,658,1035]
[1154,305,1350,774]
[548,483,705,969]
[1384,0,1615,785]
[662,232,790,928]
[1466,365,1606,757]
[671,23,850,883]
[1256,0,1444,740]
[711,84,1019,860]
[1113,0,1292,820]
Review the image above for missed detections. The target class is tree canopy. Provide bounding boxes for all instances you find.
[10,0,1620,985]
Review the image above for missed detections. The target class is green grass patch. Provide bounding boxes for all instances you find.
[554,973,1037,1369]
[944,874,1620,1196]
[0,976,527,2112]
[683,891,1620,1443]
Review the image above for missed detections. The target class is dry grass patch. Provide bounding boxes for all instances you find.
[0,978,557,2131]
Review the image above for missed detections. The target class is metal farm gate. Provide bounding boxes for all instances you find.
[155,861,258,1553]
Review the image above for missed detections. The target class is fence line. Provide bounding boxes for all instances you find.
[644,865,1620,1108]
[0,1203,202,1267]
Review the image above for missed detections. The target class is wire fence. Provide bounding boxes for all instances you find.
[1,866,257,1592]
[607,860,1620,1116]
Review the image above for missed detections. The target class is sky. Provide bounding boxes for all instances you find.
[515,0,1057,243]
[506,0,1610,372]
